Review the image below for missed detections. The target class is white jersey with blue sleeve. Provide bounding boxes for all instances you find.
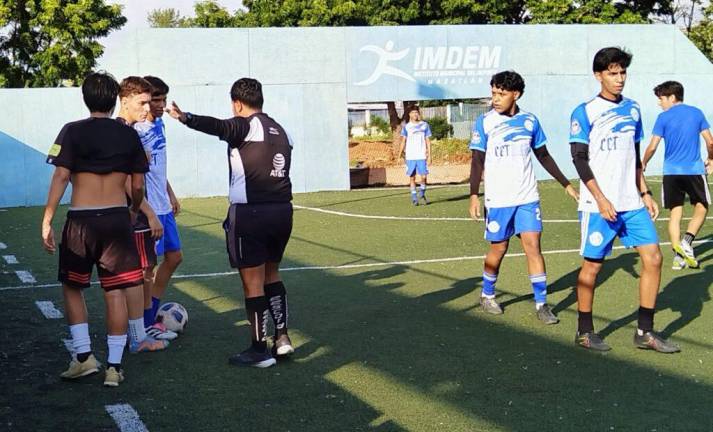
[470,109,547,208]
[570,96,644,213]
[401,121,431,160]
[134,117,172,215]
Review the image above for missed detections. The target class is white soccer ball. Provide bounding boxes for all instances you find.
[156,302,188,333]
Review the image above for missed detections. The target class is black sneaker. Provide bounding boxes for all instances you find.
[419,193,429,205]
[272,334,295,358]
[575,331,611,351]
[228,346,276,368]
[634,330,681,353]
[536,304,559,325]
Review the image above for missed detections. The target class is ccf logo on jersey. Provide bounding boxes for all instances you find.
[271,153,286,177]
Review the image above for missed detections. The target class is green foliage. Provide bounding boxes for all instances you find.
[427,116,453,140]
[429,137,470,162]
[688,5,713,62]
[525,0,663,24]
[0,0,126,88]
[370,116,391,135]
[147,8,190,28]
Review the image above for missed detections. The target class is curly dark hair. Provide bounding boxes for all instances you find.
[490,71,525,95]
[230,78,263,109]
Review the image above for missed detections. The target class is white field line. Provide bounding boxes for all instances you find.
[35,300,63,319]
[15,270,36,283]
[3,255,18,264]
[0,242,6,249]
[294,204,713,223]
[1,239,710,292]
[105,404,149,432]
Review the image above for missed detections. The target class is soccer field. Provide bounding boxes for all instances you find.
[2,180,713,431]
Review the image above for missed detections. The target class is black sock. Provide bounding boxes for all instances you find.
[637,306,655,333]
[245,296,269,351]
[683,232,695,245]
[107,362,121,370]
[577,311,594,334]
[76,352,91,363]
[264,281,288,337]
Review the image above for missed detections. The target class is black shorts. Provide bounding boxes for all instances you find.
[58,207,143,291]
[133,230,157,269]
[223,202,293,269]
[662,175,710,209]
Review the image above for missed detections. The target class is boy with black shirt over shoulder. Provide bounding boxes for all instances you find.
[42,71,149,387]
[167,78,294,368]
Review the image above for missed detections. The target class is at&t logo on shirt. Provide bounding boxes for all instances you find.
[270,153,286,178]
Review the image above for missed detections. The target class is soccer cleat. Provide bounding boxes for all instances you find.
[673,240,698,268]
[536,304,559,325]
[272,334,295,358]
[145,322,178,341]
[575,331,611,351]
[103,366,125,387]
[129,336,169,353]
[419,191,429,205]
[60,354,100,379]
[228,346,276,368]
[634,330,681,353]
[480,297,503,315]
[672,255,686,271]
[411,195,419,206]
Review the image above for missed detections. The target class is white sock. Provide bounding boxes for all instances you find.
[107,334,127,365]
[482,294,496,300]
[128,318,147,344]
[69,323,91,355]
[536,302,545,310]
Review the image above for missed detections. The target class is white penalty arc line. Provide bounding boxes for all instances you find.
[295,205,713,223]
[105,404,149,432]
[1,239,710,292]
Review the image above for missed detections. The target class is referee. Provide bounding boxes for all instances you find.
[167,78,294,368]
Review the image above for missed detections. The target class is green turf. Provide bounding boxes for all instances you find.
[2,180,713,431]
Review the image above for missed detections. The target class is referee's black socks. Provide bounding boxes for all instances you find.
[265,281,289,337]
[577,310,594,334]
[245,296,270,351]
[637,306,655,335]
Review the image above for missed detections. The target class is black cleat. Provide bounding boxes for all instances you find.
[228,346,276,368]
[575,331,611,351]
[271,334,295,358]
[634,331,680,353]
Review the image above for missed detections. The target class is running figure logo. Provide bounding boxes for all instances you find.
[354,40,415,86]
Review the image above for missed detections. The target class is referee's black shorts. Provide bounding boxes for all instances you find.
[223,202,293,269]
[662,175,710,209]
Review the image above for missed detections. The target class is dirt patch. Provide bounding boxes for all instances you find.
[349,139,471,168]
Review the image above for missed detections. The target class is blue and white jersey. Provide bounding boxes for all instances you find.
[134,117,172,215]
[570,96,644,213]
[470,109,547,208]
[401,121,431,160]
[652,104,709,175]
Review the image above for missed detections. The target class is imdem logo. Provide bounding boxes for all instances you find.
[355,40,502,86]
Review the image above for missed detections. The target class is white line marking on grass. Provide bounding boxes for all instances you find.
[0,242,6,249]
[295,205,713,223]
[35,300,63,319]
[105,404,149,432]
[15,270,36,283]
[3,255,18,264]
[2,239,711,292]
[62,338,75,356]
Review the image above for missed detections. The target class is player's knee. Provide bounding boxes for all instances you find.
[643,250,663,270]
[168,251,183,267]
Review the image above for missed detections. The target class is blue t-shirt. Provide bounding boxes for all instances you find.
[651,104,710,175]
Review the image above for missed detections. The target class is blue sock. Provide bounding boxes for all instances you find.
[482,271,497,297]
[530,273,547,306]
[147,297,161,326]
[410,189,417,200]
[419,184,426,196]
[143,308,154,327]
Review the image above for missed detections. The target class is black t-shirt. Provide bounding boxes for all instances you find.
[185,112,292,204]
[47,117,149,174]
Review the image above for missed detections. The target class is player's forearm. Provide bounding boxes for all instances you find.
[43,169,70,226]
[636,168,650,194]
[571,143,595,184]
[583,178,608,202]
[130,174,145,212]
[184,113,240,142]
[534,146,570,188]
[470,150,485,196]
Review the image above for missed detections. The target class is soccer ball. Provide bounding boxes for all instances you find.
[156,302,188,333]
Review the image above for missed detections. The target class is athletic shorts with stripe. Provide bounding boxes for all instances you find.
[58,207,144,290]
[579,207,659,259]
[133,230,157,269]
[662,175,710,209]
[223,202,293,269]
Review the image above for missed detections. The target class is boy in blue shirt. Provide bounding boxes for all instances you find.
[642,81,713,270]
[398,106,432,205]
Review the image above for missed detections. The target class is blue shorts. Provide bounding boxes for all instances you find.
[579,207,658,259]
[484,201,542,242]
[405,159,428,176]
[156,212,181,256]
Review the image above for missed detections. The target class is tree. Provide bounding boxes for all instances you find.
[0,0,126,88]
[688,4,713,61]
[147,8,189,28]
